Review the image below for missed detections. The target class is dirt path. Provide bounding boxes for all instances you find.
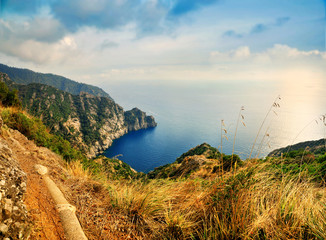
[5,129,67,240]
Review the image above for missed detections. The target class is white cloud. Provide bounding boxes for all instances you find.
[210,46,251,61]
[208,44,326,82]
[258,44,323,60]
[211,44,325,63]
[0,36,79,64]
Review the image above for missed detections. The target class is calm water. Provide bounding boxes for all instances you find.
[102,79,326,173]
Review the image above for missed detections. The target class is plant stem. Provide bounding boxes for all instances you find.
[249,95,280,159]
[232,107,243,161]
[220,120,223,176]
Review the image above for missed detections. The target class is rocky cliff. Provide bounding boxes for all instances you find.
[124,107,157,131]
[0,73,157,158]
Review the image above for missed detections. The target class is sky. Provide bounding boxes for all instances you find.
[0,0,325,85]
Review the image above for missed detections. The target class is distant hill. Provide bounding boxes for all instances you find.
[268,138,326,157]
[0,63,112,99]
[148,143,242,179]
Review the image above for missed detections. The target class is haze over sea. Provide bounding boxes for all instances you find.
[103,79,326,173]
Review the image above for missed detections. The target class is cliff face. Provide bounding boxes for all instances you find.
[0,73,157,158]
[124,108,157,131]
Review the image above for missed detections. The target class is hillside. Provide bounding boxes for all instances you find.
[268,138,326,157]
[0,73,157,157]
[0,63,112,99]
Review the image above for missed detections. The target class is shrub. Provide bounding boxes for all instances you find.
[0,81,21,107]
[1,109,84,162]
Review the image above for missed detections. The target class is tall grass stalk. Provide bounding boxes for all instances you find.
[256,126,270,159]
[249,95,281,159]
[232,106,245,161]
[298,146,309,182]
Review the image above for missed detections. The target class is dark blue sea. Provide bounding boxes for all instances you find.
[102,80,325,173]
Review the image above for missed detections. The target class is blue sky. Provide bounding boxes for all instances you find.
[0,0,325,83]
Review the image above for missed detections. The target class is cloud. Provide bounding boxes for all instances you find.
[210,44,325,66]
[17,17,65,43]
[134,0,170,35]
[0,36,78,64]
[250,17,290,34]
[225,17,291,38]
[50,0,220,34]
[99,40,119,50]
[51,0,139,32]
[0,0,42,15]
[223,30,243,38]
[258,44,324,60]
[0,16,77,64]
[0,15,65,42]
[250,23,268,34]
[0,15,67,62]
[275,17,290,26]
[89,44,325,82]
[210,46,251,61]
[169,0,219,16]
[1,0,220,34]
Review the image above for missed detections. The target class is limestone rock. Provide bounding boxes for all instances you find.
[124,108,157,131]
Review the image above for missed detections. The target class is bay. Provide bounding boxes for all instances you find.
[102,79,326,173]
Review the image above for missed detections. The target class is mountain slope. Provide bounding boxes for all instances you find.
[268,138,326,157]
[0,63,112,99]
[148,143,242,179]
[0,72,157,157]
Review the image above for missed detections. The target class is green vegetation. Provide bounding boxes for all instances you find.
[1,108,83,162]
[124,107,157,131]
[0,63,112,99]
[0,71,157,156]
[0,104,139,181]
[0,80,21,107]
[269,139,326,157]
[148,143,243,179]
[266,149,326,182]
[13,81,124,149]
[176,143,220,163]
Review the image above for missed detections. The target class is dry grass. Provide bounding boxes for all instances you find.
[60,158,326,239]
[66,161,93,180]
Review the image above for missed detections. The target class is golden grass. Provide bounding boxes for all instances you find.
[61,158,326,239]
[66,161,93,180]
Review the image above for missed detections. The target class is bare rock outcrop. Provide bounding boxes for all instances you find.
[124,108,157,131]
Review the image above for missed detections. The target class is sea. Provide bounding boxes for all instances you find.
[101,79,326,173]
